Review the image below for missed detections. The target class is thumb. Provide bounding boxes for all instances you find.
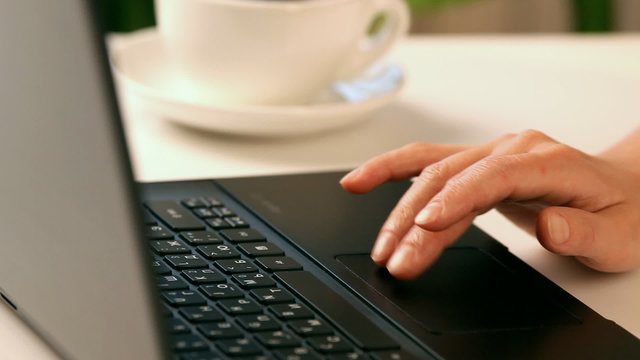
[536,206,630,272]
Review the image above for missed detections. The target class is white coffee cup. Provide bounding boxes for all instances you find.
[155,0,409,106]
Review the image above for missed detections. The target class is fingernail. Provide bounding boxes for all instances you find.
[371,233,394,263]
[548,213,569,244]
[387,246,412,274]
[415,202,441,226]
[340,168,361,184]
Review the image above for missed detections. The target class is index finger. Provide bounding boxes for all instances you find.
[340,142,469,194]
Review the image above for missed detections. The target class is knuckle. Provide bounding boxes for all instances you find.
[403,230,427,251]
[378,225,401,241]
[402,141,428,153]
[507,129,549,149]
[491,130,551,155]
[383,206,414,236]
[518,129,548,142]
[475,154,511,172]
[472,154,519,186]
[495,132,517,144]
[418,161,449,186]
[395,203,415,223]
[545,143,583,161]
[489,133,516,152]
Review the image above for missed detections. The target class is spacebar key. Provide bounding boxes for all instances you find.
[275,271,399,351]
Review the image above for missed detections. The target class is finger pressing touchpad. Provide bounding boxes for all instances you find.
[336,248,579,334]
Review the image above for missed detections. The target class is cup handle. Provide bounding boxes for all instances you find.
[335,0,410,80]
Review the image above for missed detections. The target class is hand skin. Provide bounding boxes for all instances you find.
[340,129,640,280]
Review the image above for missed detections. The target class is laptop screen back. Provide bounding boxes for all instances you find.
[0,1,165,359]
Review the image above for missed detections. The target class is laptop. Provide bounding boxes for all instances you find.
[1,1,639,359]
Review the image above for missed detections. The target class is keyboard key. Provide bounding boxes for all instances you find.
[180,305,225,323]
[183,269,225,284]
[219,229,266,243]
[226,216,249,228]
[157,275,189,291]
[182,198,210,209]
[212,207,236,217]
[276,271,399,351]
[146,200,205,231]
[167,318,190,334]
[206,218,233,230]
[275,347,321,360]
[198,322,243,340]
[206,197,224,207]
[173,334,210,352]
[165,254,209,269]
[251,288,295,304]
[145,224,173,239]
[257,257,302,272]
[270,303,314,320]
[307,335,353,354]
[200,283,243,300]
[151,260,172,275]
[256,330,300,348]
[289,319,333,337]
[163,290,208,307]
[238,243,284,257]
[218,298,262,315]
[237,314,281,332]
[233,272,276,289]
[198,244,240,260]
[193,208,217,219]
[215,259,258,274]
[181,231,223,245]
[150,240,191,255]
[217,338,263,357]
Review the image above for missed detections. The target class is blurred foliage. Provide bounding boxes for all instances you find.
[407,0,477,11]
[98,0,154,33]
[409,0,613,32]
[98,0,614,33]
[573,0,613,32]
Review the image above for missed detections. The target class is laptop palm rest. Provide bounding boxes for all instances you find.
[336,249,579,334]
[217,172,580,335]
[213,172,639,357]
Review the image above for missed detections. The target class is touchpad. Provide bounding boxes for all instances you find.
[336,248,579,334]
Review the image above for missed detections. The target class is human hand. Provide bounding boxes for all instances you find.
[340,130,640,279]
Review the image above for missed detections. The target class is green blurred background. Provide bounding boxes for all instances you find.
[99,0,618,33]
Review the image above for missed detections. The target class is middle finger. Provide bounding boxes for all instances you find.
[372,144,493,264]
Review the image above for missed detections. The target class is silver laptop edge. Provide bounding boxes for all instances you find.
[0,1,166,358]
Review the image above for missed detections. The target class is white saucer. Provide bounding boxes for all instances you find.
[109,29,405,137]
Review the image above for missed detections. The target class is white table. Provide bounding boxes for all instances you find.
[2,34,639,358]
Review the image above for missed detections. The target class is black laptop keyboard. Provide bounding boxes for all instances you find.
[143,197,416,360]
